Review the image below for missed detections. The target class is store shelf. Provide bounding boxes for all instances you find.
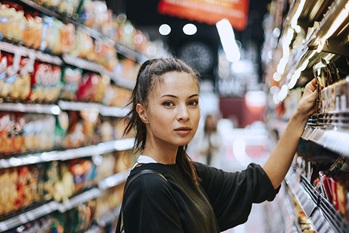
[57,188,102,213]
[0,201,58,232]
[99,170,129,191]
[0,138,135,168]
[0,102,61,115]
[96,206,121,227]
[15,0,148,63]
[0,102,130,118]
[285,170,349,233]
[0,169,128,232]
[62,54,109,74]
[0,41,63,65]
[284,193,302,233]
[116,43,148,63]
[301,127,349,157]
[58,101,130,117]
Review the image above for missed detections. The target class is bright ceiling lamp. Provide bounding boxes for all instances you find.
[216,18,240,62]
[183,23,197,35]
[159,24,171,36]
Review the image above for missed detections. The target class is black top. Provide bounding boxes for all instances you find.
[120,162,279,233]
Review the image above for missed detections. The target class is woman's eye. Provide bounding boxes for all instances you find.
[189,100,199,106]
[163,101,174,107]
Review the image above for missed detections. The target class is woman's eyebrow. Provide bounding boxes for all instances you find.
[160,94,199,98]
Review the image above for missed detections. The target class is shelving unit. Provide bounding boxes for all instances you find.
[263,0,349,232]
[0,0,163,231]
[0,170,129,232]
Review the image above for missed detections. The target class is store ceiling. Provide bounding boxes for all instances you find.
[107,0,271,49]
[106,0,272,79]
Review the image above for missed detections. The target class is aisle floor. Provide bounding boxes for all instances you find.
[222,203,267,233]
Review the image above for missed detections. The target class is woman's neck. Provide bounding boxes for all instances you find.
[142,147,177,164]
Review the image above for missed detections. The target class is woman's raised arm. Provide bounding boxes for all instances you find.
[263,78,319,188]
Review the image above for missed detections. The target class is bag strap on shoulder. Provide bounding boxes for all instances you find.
[115,169,169,233]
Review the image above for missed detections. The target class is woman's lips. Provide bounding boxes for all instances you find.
[174,127,192,136]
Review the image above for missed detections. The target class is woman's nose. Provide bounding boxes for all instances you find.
[177,105,190,121]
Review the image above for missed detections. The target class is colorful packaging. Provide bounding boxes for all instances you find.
[76,72,105,103]
[60,66,82,101]
[0,112,13,155]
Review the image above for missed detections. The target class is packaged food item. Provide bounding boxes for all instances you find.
[0,52,7,97]
[43,161,60,201]
[15,56,34,101]
[67,200,96,232]
[117,18,136,50]
[95,152,116,182]
[69,158,96,193]
[61,23,75,54]
[99,116,113,142]
[23,11,43,50]
[12,113,25,154]
[39,115,56,150]
[57,0,81,17]
[102,84,131,107]
[0,52,19,101]
[54,111,69,149]
[0,112,13,155]
[53,162,74,202]
[45,64,63,103]
[76,72,106,103]
[0,2,26,42]
[41,16,70,55]
[69,29,94,59]
[93,41,118,71]
[0,53,34,103]
[29,61,49,103]
[60,66,82,101]
[23,113,37,152]
[0,168,18,217]
[134,29,149,53]
[15,166,31,209]
[51,211,66,233]
[64,111,84,148]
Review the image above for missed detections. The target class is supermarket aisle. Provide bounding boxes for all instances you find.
[188,121,271,233]
[220,125,270,233]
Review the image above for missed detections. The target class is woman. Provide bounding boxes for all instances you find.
[116,57,318,233]
[194,113,225,167]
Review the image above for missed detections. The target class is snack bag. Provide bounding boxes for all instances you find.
[60,66,82,101]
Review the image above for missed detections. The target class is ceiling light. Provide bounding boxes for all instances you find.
[159,24,171,35]
[216,19,240,62]
[183,23,197,35]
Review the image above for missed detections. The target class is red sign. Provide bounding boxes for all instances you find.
[158,0,250,30]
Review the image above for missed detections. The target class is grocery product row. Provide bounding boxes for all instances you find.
[0,149,134,232]
[0,108,133,157]
[0,47,136,105]
[0,0,164,62]
[263,0,349,232]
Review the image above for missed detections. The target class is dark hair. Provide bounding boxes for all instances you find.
[123,57,200,185]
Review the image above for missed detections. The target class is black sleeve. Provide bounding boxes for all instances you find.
[195,162,280,231]
[122,173,184,233]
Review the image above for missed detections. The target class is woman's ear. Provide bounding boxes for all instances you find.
[136,103,149,123]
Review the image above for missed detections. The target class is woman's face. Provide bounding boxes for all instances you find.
[138,71,200,148]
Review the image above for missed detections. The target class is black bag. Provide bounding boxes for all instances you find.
[115,169,169,233]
